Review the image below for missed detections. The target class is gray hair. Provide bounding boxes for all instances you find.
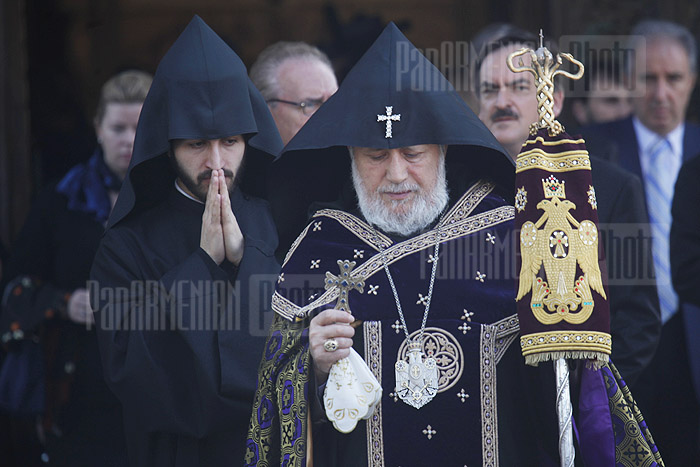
[249,41,333,101]
[628,20,697,74]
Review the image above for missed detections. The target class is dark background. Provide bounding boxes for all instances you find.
[1,0,699,249]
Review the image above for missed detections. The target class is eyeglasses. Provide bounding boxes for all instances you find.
[266,97,325,116]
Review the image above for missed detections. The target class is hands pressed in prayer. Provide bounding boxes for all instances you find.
[201,169,226,264]
[200,169,244,265]
[219,171,244,265]
[67,287,95,325]
[309,309,355,384]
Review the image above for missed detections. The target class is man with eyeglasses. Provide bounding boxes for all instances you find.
[250,41,338,145]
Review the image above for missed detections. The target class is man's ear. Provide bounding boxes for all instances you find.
[553,89,565,118]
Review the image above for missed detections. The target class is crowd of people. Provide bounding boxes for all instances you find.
[0,13,698,466]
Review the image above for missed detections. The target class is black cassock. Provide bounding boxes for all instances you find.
[91,185,279,466]
[90,16,283,466]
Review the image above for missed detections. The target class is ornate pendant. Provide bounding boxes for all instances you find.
[394,341,438,409]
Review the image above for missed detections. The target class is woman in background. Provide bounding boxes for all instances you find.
[0,70,152,467]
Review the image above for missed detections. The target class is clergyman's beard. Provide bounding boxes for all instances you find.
[351,156,449,237]
[171,157,244,203]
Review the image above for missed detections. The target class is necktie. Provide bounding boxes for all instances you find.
[644,137,678,322]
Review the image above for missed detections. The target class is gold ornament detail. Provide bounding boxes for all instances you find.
[587,185,598,210]
[507,31,584,137]
[515,187,528,212]
[516,175,606,325]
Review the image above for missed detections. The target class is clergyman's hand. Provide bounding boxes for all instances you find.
[309,309,355,385]
[200,170,225,265]
[219,171,244,265]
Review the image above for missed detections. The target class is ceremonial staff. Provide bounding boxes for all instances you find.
[508,31,611,467]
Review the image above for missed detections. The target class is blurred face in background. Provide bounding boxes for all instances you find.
[95,102,143,180]
[632,37,696,135]
[268,58,338,145]
[571,77,633,126]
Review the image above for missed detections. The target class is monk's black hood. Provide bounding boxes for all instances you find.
[108,15,283,229]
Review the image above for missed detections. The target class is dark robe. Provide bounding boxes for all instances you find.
[248,182,552,466]
[247,179,663,466]
[91,185,279,466]
[2,176,127,467]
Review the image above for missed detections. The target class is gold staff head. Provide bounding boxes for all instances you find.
[506,31,584,137]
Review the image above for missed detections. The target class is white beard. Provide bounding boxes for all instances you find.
[351,153,449,237]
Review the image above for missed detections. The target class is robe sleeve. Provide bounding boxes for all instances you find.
[245,303,311,466]
[90,226,260,438]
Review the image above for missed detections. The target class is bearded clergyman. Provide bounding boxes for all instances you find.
[245,23,629,466]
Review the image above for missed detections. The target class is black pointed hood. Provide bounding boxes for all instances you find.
[285,22,511,155]
[269,23,514,252]
[108,15,283,229]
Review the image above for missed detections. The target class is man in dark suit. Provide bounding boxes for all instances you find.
[582,20,700,322]
[472,24,661,389]
[582,20,700,465]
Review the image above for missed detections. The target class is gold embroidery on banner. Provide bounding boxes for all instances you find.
[516,175,606,325]
[516,151,592,173]
[481,325,498,467]
[520,330,612,357]
[587,185,598,210]
[515,187,528,212]
[396,328,464,393]
[272,205,515,320]
[524,136,587,146]
[364,321,385,467]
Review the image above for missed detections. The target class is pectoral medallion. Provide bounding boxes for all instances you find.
[394,342,438,409]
